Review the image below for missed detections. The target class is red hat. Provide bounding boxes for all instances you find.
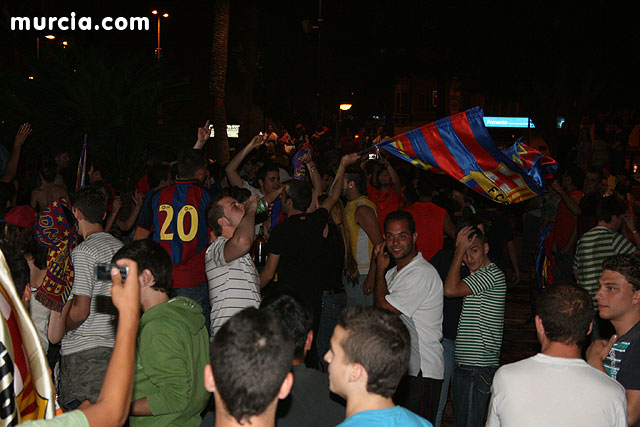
[4,205,37,229]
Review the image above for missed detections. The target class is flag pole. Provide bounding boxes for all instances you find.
[355,139,390,157]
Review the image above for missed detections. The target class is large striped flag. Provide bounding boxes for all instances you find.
[0,250,57,424]
[377,107,557,204]
[75,134,87,192]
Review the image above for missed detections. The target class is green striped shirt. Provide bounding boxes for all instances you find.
[455,263,506,366]
[574,226,635,306]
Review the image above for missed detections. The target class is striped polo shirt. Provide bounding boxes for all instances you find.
[206,237,261,338]
[574,226,636,306]
[61,232,124,356]
[455,263,506,366]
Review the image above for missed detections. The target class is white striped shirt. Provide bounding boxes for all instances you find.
[206,237,261,338]
[61,232,124,356]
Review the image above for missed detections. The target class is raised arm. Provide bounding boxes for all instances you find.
[116,190,144,231]
[193,120,211,150]
[320,153,360,212]
[357,204,384,295]
[306,159,323,212]
[225,134,265,188]
[373,242,401,314]
[223,195,259,263]
[444,226,474,297]
[81,260,141,427]
[105,198,122,233]
[381,156,402,195]
[1,123,31,183]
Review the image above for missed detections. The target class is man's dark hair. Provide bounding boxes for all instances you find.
[212,308,294,423]
[112,239,173,294]
[596,196,626,223]
[261,293,312,360]
[39,156,58,183]
[257,161,279,183]
[147,164,172,190]
[345,165,367,196]
[455,214,484,234]
[177,149,208,179]
[283,179,312,212]
[24,237,48,270]
[603,254,640,292]
[1,243,29,297]
[206,193,228,237]
[536,282,594,347]
[73,186,107,224]
[337,306,410,398]
[416,174,436,198]
[384,210,415,235]
[455,214,487,245]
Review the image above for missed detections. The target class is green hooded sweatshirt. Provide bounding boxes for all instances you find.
[130,296,210,427]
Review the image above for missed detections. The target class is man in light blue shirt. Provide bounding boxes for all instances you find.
[324,306,432,426]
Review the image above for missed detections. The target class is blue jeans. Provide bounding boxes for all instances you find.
[316,292,347,371]
[343,273,373,307]
[451,364,497,427]
[171,281,211,336]
[434,338,455,427]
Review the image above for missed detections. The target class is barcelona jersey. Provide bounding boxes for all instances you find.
[138,180,212,288]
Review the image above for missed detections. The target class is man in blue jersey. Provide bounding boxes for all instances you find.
[135,149,212,332]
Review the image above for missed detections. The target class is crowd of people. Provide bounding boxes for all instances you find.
[1,111,640,427]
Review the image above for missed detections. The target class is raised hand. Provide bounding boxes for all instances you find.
[374,241,390,272]
[14,123,32,147]
[110,259,140,319]
[455,225,478,252]
[197,120,211,144]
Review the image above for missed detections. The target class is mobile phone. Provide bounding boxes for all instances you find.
[209,123,215,138]
[63,399,82,411]
[95,263,129,281]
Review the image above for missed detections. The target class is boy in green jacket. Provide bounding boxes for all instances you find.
[114,239,210,426]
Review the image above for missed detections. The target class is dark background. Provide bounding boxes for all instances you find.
[1,0,638,183]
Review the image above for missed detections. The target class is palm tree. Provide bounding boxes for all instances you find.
[209,0,231,164]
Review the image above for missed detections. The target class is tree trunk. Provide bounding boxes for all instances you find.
[209,0,230,164]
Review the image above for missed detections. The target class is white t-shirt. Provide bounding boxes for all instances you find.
[205,237,261,338]
[486,353,627,427]
[30,289,51,352]
[385,253,444,380]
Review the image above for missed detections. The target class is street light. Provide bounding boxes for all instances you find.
[337,103,353,148]
[36,35,56,59]
[151,10,169,59]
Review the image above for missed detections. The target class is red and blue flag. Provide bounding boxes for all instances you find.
[377,107,557,204]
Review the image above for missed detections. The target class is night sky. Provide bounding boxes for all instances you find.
[2,1,639,134]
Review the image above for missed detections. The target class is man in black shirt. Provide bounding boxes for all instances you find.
[260,154,357,365]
